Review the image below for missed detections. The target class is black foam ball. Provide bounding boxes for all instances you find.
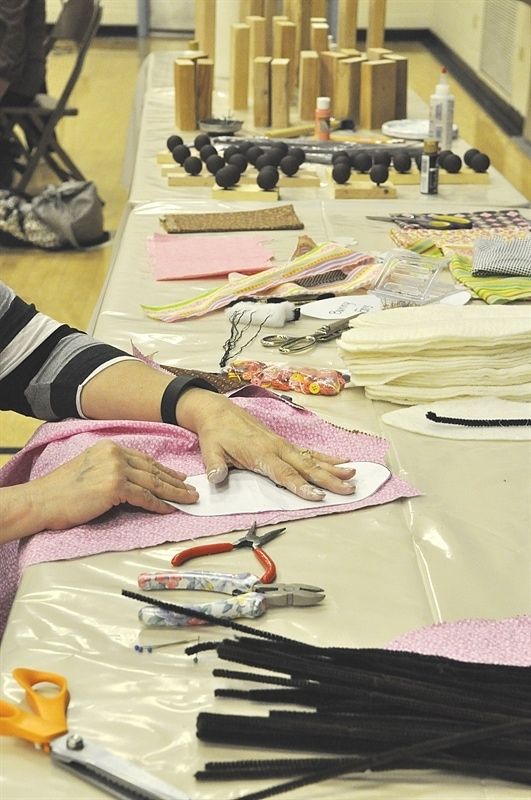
[464,148,480,167]
[199,144,218,162]
[443,153,462,173]
[257,167,279,190]
[167,134,183,151]
[332,162,351,184]
[369,164,389,185]
[171,144,191,165]
[238,141,253,153]
[224,145,241,162]
[288,147,306,165]
[352,152,372,173]
[437,149,453,168]
[183,156,202,175]
[255,153,270,170]
[265,147,285,166]
[393,152,412,173]
[470,152,490,172]
[205,154,225,174]
[228,153,248,173]
[246,146,264,165]
[272,141,289,156]
[332,150,351,164]
[373,150,391,167]
[280,155,299,176]
[194,133,211,151]
[215,165,241,188]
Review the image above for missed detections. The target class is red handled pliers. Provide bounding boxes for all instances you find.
[170,521,286,583]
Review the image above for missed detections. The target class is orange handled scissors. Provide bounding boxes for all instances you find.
[171,521,286,583]
[1,668,189,799]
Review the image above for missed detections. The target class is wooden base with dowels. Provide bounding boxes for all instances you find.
[211,184,279,201]
[332,179,397,199]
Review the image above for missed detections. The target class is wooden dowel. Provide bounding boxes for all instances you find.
[195,0,216,60]
[367,0,386,49]
[271,58,290,127]
[230,23,251,110]
[338,0,358,50]
[253,56,272,127]
[298,50,319,121]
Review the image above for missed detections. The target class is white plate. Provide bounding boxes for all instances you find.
[381,119,459,141]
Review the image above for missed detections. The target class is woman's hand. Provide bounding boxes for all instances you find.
[1,440,198,543]
[176,390,356,500]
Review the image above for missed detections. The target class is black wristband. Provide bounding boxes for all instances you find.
[160,376,218,425]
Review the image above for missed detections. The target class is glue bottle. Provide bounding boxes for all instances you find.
[420,139,439,195]
[428,67,454,151]
[315,96,331,141]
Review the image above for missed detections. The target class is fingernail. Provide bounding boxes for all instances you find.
[207,465,228,484]
[300,485,326,500]
[342,480,356,489]
[184,483,197,492]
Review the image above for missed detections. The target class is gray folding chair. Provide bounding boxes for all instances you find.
[0,0,102,194]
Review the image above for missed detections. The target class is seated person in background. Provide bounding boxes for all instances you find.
[0,282,356,545]
[0,1,47,187]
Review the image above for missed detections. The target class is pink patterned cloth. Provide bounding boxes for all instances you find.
[387,616,531,666]
[0,395,418,638]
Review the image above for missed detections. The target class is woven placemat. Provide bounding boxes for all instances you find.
[160,204,304,234]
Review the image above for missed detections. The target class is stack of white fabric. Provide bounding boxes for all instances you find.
[338,305,531,404]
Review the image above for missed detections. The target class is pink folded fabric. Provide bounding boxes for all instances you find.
[387,616,531,666]
[147,232,274,280]
[0,394,418,638]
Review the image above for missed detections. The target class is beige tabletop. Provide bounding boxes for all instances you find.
[1,53,530,800]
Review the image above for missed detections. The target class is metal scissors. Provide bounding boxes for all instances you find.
[171,521,285,583]
[136,570,325,627]
[261,317,355,354]
[0,667,188,799]
[366,213,472,229]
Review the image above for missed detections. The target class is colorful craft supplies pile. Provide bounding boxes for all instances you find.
[337,305,531,404]
[450,254,531,304]
[141,241,377,321]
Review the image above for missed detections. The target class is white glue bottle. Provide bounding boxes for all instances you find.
[428,68,454,151]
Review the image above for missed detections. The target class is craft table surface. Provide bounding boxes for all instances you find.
[1,52,530,800]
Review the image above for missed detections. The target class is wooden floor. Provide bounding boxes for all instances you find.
[1,36,530,461]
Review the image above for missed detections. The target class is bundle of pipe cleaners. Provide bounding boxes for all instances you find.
[122,590,531,800]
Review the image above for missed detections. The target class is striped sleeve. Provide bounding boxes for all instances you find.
[0,282,137,420]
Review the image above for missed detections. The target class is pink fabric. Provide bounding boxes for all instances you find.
[147,233,274,280]
[387,616,531,666]
[0,395,418,637]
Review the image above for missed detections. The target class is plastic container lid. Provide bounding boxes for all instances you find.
[316,96,331,110]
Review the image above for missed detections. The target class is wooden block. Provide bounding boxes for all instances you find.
[253,56,272,127]
[263,0,277,55]
[278,169,321,187]
[310,0,327,16]
[299,50,320,121]
[156,151,175,164]
[383,53,408,118]
[212,184,279,201]
[174,59,197,131]
[271,58,290,128]
[195,0,216,59]
[196,59,214,122]
[439,169,490,184]
[340,48,363,57]
[168,172,214,187]
[274,21,297,99]
[359,59,397,130]
[335,56,364,123]
[161,163,182,176]
[311,22,329,54]
[332,179,397,199]
[248,16,267,95]
[352,167,419,185]
[230,23,251,110]
[367,0,387,49]
[240,0,264,19]
[366,46,393,60]
[287,0,312,53]
[338,0,359,49]
[319,51,347,104]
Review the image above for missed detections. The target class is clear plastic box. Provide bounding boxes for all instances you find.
[369,249,452,306]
